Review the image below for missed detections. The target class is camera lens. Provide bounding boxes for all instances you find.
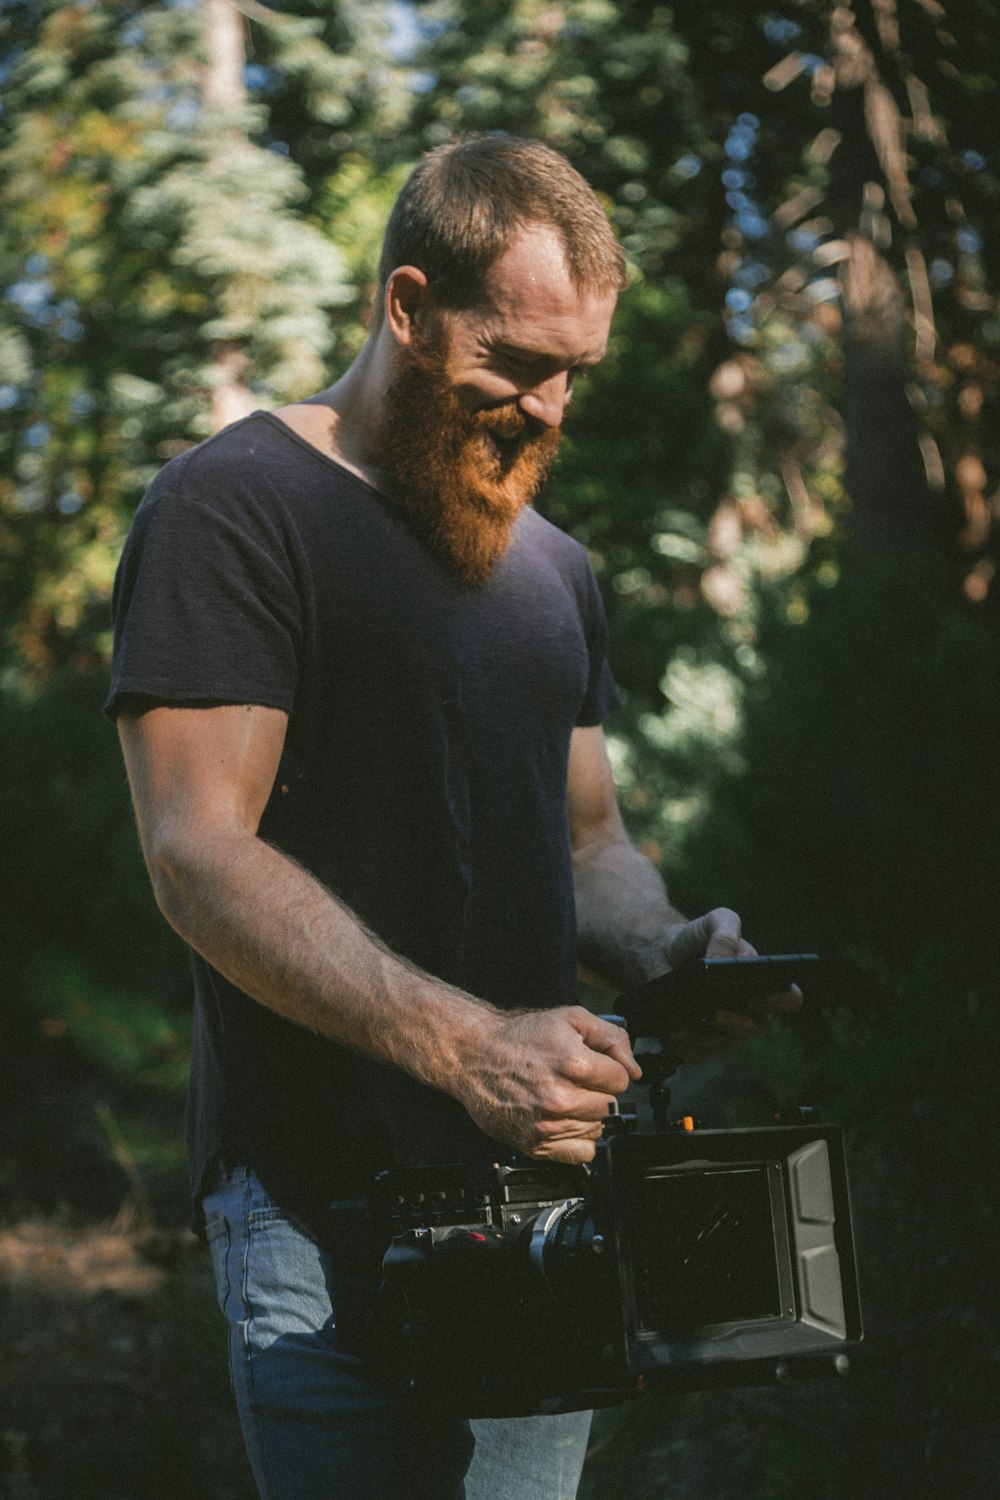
[529,1199,615,1329]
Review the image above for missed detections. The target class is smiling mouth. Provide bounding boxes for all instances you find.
[479,427,523,471]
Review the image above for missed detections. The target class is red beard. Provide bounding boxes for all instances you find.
[380,328,562,586]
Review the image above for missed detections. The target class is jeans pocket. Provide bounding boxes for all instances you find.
[204,1210,229,1243]
[204,1208,233,1316]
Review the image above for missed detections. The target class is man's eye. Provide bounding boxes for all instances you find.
[501,353,543,377]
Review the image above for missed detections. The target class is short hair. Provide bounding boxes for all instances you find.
[375,134,627,317]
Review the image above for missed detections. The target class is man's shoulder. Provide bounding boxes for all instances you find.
[150,411,307,488]
[133,413,265,506]
[136,411,369,527]
[517,507,596,576]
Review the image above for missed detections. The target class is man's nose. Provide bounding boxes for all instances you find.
[518,371,570,428]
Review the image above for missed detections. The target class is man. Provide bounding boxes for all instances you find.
[108,135,797,1499]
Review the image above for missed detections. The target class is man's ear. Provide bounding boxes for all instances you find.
[384,265,430,346]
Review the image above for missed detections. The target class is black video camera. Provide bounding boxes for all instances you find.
[364,956,863,1417]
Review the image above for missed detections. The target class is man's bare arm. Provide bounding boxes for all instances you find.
[568,725,800,1055]
[118,704,640,1163]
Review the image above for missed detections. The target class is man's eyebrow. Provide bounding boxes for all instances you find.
[491,338,604,367]
[491,340,551,361]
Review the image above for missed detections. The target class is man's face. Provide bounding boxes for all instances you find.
[381,224,617,585]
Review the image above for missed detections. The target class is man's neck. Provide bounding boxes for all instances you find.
[271,332,396,493]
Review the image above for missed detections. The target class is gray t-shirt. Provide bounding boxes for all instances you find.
[107,412,619,1232]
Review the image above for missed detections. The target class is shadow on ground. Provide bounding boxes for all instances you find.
[0,1219,256,1500]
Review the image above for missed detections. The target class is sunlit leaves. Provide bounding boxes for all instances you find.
[0,0,402,682]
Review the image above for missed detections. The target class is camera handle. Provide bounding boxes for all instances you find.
[603,956,821,1135]
[636,1049,679,1131]
[599,1013,681,1134]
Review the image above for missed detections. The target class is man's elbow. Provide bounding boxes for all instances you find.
[139,819,211,938]
[571,820,631,870]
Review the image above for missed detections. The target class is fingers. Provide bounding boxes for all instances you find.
[525,1109,613,1165]
[662,915,804,1055]
[670,983,803,1062]
[499,1083,614,1164]
[569,1007,643,1084]
[528,1133,604,1165]
[710,1009,763,1041]
[754,983,803,1017]
[456,1006,640,1161]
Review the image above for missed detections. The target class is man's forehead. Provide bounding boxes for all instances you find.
[471,224,618,361]
[482,225,614,311]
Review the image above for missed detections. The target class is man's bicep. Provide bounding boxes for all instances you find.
[567,724,627,853]
[117,702,289,854]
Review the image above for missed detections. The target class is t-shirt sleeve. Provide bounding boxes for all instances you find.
[105,475,301,719]
[576,555,621,728]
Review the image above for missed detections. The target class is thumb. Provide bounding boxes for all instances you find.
[667,908,743,966]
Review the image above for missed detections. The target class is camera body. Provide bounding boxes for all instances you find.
[366,1118,862,1416]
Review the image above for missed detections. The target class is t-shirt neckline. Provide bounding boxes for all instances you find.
[252,409,391,502]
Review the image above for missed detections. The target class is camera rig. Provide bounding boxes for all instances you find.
[363,957,863,1417]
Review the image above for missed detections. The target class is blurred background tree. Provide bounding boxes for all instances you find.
[1,2,997,1496]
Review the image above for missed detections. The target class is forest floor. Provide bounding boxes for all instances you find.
[0,1213,256,1500]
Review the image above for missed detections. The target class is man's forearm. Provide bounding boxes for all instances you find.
[573,834,688,990]
[144,824,644,1161]
[149,826,494,1096]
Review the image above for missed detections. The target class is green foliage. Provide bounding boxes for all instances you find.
[319,151,416,357]
[0,0,398,682]
[0,667,184,990]
[23,951,191,1093]
[0,665,190,1219]
[673,551,1000,967]
[120,145,348,384]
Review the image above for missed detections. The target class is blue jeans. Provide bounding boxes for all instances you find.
[204,1166,593,1499]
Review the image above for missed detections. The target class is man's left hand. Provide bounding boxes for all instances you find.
[657,906,802,1063]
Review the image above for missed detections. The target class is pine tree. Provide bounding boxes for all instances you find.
[0,0,402,683]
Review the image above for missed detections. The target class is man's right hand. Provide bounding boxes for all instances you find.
[452,1006,642,1164]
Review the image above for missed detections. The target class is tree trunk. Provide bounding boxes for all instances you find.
[839,232,935,549]
[201,0,256,432]
[825,3,936,551]
[202,0,247,111]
